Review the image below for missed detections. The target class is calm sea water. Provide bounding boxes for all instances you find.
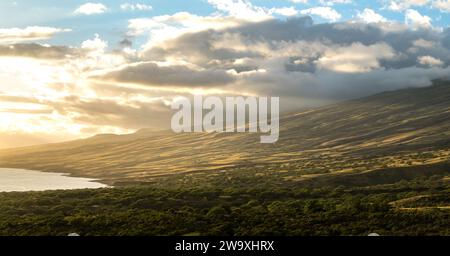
[0,168,108,192]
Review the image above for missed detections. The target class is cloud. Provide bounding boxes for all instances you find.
[78,34,127,71]
[120,3,152,11]
[126,2,300,48]
[134,17,450,102]
[0,26,70,43]
[0,94,42,104]
[433,0,450,12]
[207,0,273,21]
[316,42,396,73]
[356,8,387,23]
[99,62,236,88]
[386,0,430,11]
[412,38,436,48]
[127,12,246,49]
[81,34,108,52]
[271,7,299,16]
[300,7,341,22]
[207,0,299,21]
[0,43,80,59]
[405,9,432,28]
[418,55,444,66]
[74,3,107,15]
[319,0,352,5]
[386,0,450,12]
[119,38,133,48]
[3,4,450,140]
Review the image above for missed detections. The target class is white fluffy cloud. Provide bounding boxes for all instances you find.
[207,0,299,21]
[433,0,450,12]
[120,3,152,11]
[418,55,444,66]
[207,0,273,21]
[317,43,396,73]
[127,1,299,48]
[81,34,108,52]
[0,26,70,43]
[357,9,387,23]
[405,9,432,28]
[127,12,245,49]
[74,3,107,15]
[300,7,341,22]
[387,0,450,12]
[387,0,430,11]
[319,0,352,5]
[412,38,436,48]
[271,7,299,16]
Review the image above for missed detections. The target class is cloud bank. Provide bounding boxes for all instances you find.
[0,26,70,43]
[1,0,450,145]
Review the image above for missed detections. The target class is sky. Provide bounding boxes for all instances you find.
[0,0,450,148]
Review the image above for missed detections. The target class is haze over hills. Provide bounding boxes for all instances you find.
[0,133,71,149]
[1,81,450,186]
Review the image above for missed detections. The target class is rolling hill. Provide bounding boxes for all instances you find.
[1,81,450,186]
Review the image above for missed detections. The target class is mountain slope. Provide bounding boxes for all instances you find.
[1,81,450,185]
